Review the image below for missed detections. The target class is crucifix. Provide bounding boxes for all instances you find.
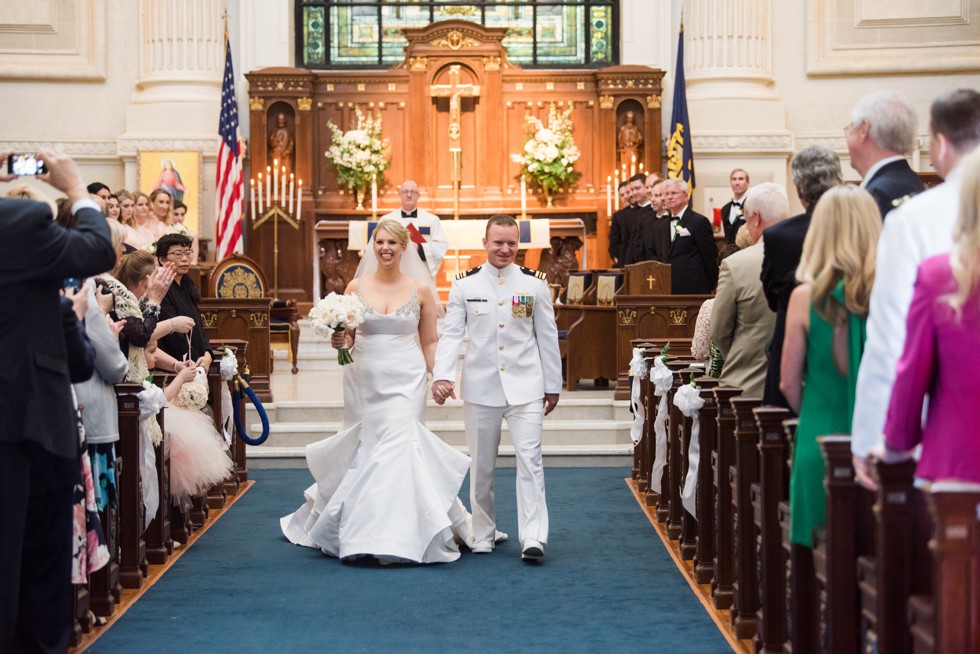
[430,64,480,221]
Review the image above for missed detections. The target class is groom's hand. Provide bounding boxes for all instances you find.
[432,380,456,405]
[543,393,559,416]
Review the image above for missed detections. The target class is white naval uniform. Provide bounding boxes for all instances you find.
[432,262,563,547]
[381,208,449,279]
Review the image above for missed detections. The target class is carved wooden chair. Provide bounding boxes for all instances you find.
[210,254,299,373]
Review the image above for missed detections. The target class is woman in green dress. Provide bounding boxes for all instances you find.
[780,185,881,547]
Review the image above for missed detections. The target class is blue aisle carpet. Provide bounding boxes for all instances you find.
[89,468,731,653]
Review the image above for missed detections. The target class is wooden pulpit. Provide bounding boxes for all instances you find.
[614,260,711,399]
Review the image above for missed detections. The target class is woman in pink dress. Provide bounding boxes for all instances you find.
[882,149,980,483]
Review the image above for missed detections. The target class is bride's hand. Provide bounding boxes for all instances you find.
[330,330,350,350]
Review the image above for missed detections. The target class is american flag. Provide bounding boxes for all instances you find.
[214,32,243,261]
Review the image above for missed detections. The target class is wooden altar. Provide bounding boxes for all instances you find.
[245,20,665,304]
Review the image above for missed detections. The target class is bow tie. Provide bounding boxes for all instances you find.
[401,210,417,218]
[732,201,742,208]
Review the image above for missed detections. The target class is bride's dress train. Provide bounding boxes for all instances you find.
[280,289,470,563]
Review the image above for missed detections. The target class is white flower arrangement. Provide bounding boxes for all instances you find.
[174,380,208,410]
[309,292,367,365]
[511,102,581,197]
[324,106,391,193]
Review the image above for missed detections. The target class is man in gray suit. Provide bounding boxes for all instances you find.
[710,182,790,397]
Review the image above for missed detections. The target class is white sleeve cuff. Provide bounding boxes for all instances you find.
[71,198,102,215]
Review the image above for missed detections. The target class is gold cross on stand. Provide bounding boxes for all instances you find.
[646,274,657,290]
[430,64,480,277]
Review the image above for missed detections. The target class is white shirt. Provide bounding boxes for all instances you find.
[432,262,562,407]
[851,163,964,457]
[381,208,449,279]
[728,197,745,225]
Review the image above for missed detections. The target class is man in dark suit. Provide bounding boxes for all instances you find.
[845,90,925,218]
[661,178,718,295]
[607,181,635,267]
[623,173,657,265]
[760,146,842,409]
[0,149,116,652]
[720,168,749,244]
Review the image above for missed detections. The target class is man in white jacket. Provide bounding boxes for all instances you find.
[432,215,562,561]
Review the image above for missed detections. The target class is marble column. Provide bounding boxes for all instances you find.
[684,0,778,101]
[119,0,227,238]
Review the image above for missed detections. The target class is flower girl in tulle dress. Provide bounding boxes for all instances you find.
[145,341,232,500]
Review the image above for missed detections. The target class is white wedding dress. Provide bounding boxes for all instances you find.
[280,286,471,563]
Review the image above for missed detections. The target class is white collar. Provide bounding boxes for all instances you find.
[860,155,906,188]
[484,262,516,278]
[671,205,689,220]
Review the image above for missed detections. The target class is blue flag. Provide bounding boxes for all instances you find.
[666,25,695,193]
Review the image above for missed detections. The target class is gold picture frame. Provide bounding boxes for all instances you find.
[137,150,203,234]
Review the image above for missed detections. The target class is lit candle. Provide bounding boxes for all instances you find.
[250,179,256,218]
[606,176,612,216]
[295,180,302,222]
[265,166,271,205]
[288,174,295,213]
[630,155,636,178]
[371,174,377,217]
[639,162,644,173]
[520,176,527,218]
[257,173,264,212]
[281,166,287,208]
[273,160,279,203]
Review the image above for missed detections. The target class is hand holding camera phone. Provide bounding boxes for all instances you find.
[7,153,48,177]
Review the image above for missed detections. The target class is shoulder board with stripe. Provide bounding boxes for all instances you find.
[520,266,547,281]
[455,267,481,280]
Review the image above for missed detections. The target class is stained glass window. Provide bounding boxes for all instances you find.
[297,1,618,69]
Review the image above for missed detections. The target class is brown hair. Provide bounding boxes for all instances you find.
[485,214,518,237]
[117,250,157,290]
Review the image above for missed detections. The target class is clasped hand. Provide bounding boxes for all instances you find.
[431,380,455,405]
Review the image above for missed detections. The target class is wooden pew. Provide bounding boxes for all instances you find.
[667,363,699,540]
[859,458,933,654]
[693,376,719,583]
[730,396,762,639]
[115,383,147,590]
[678,366,703,561]
[210,339,250,491]
[753,406,792,653]
[204,356,228,511]
[711,386,742,610]
[812,435,869,654]
[908,481,980,654]
[198,297,272,402]
[657,359,695,524]
[145,407,172,566]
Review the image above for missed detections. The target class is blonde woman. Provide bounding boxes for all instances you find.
[780,184,881,547]
[148,188,173,235]
[280,218,477,565]
[881,148,980,483]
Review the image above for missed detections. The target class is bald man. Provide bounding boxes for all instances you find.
[381,180,449,279]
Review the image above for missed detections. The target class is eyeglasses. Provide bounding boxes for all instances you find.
[166,250,194,260]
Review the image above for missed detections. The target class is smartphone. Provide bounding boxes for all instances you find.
[64,278,83,292]
[7,153,47,177]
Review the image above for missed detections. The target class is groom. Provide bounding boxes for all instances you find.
[432,215,562,561]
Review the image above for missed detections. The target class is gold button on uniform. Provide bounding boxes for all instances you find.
[498,345,504,351]
[499,365,506,371]
[498,278,504,285]
[498,300,504,306]
[498,323,504,328]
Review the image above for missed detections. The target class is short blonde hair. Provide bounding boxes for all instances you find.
[949,147,980,314]
[371,218,409,248]
[797,185,881,322]
[3,184,57,218]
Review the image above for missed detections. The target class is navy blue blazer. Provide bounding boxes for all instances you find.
[864,159,925,219]
[666,209,718,295]
[0,199,115,458]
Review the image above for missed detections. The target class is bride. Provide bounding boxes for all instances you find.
[280,219,474,564]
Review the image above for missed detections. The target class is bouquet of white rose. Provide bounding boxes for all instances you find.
[511,102,581,202]
[309,292,367,365]
[324,106,391,195]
